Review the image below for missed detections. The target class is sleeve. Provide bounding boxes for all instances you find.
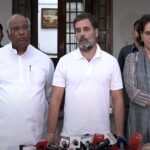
[45,58,54,102]
[52,57,66,88]
[110,58,123,90]
[123,53,150,107]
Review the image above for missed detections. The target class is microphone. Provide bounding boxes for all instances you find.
[92,134,104,145]
[128,132,142,150]
[81,134,93,149]
[59,136,69,149]
[60,140,69,148]
[104,133,117,145]
[69,136,81,149]
[36,140,48,150]
[116,136,127,150]
[95,138,110,150]
[93,133,117,150]
[72,139,79,146]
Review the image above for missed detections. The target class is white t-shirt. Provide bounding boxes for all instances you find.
[53,44,123,136]
[0,43,54,150]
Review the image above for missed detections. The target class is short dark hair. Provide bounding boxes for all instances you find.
[0,24,3,31]
[73,13,99,29]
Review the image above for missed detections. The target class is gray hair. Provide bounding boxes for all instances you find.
[7,14,31,33]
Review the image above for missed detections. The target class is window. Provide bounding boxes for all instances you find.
[66,0,84,53]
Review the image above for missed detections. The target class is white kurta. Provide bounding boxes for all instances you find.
[53,44,123,136]
[0,43,54,150]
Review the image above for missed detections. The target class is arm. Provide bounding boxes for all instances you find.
[123,53,150,107]
[111,89,124,136]
[47,85,65,144]
[45,59,54,101]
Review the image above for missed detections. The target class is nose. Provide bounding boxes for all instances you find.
[80,29,85,36]
[18,28,25,34]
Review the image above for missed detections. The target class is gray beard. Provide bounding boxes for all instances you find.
[78,39,95,52]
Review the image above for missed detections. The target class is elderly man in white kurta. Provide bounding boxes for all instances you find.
[0,14,54,150]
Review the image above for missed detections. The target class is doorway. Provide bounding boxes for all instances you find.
[12,0,112,67]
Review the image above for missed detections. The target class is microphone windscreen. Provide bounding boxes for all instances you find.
[96,138,110,150]
[116,136,127,149]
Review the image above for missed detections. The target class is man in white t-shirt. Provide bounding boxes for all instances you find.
[47,13,124,143]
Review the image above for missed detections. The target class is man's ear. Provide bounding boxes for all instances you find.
[1,31,4,38]
[95,28,99,38]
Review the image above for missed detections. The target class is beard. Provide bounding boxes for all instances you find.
[77,37,96,52]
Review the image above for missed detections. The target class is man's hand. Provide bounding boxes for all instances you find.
[147,100,150,106]
[47,133,56,145]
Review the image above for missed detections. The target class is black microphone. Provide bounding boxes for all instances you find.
[69,136,81,149]
[72,139,79,146]
[81,134,93,150]
[59,137,69,149]
[95,138,110,150]
[61,140,68,148]
[116,136,127,150]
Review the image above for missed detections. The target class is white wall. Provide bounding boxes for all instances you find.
[0,0,12,45]
[1,0,150,58]
[38,0,58,56]
[113,0,150,58]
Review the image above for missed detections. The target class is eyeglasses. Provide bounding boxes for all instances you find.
[10,24,30,33]
[143,31,150,36]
